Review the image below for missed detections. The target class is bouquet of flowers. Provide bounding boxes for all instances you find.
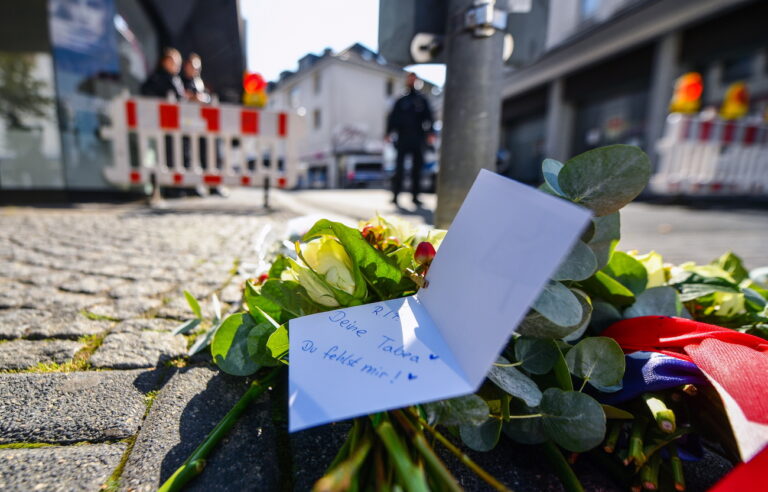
[160,145,768,492]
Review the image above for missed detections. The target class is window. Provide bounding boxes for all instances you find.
[580,0,601,21]
[721,53,755,83]
[313,109,321,130]
[289,86,301,109]
[386,78,394,96]
[313,72,321,94]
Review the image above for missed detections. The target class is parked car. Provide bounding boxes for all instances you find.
[339,154,386,188]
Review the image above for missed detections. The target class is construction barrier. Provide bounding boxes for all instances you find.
[652,113,768,196]
[101,92,302,190]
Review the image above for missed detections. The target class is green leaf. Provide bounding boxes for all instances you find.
[587,213,620,270]
[422,395,489,427]
[532,281,583,328]
[552,345,574,391]
[673,273,741,302]
[562,289,594,342]
[624,287,683,318]
[558,144,651,217]
[542,158,566,197]
[743,287,767,312]
[460,418,502,452]
[540,388,606,452]
[303,219,415,298]
[187,323,219,356]
[266,324,289,363]
[184,290,202,319]
[565,337,625,391]
[245,281,285,323]
[487,356,543,407]
[519,288,592,340]
[172,318,200,335]
[538,181,561,197]
[713,251,749,284]
[581,271,636,307]
[502,400,547,444]
[602,404,634,420]
[268,254,291,278]
[211,313,261,376]
[603,251,648,296]
[589,301,624,334]
[260,279,324,318]
[553,241,598,282]
[514,338,558,375]
[246,320,280,367]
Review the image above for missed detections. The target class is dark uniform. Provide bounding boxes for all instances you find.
[140,69,185,100]
[386,88,434,203]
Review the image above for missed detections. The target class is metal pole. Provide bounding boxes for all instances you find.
[435,0,506,228]
[263,176,270,209]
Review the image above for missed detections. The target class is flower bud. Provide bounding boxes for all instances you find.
[414,241,436,265]
[256,273,269,285]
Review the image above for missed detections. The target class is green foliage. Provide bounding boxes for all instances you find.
[184,290,203,319]
[624,287,685,319]
[553,241,598,282]
[266,325,289,363]
[540,388,606,452]
[558,145,651,217]
[587,213,620,270]
[460,418,502,452]
[514,338,558,375]
[541,158,566,197]
[422,395,490,427]
[211,313,261,376]
[487,357,542,407]
[564,337,625,392]
[602,252,648,296]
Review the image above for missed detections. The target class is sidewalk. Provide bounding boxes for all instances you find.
[0,198,731,491]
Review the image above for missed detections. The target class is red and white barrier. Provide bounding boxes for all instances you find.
[101,92,303,190]
[652,113,768,196]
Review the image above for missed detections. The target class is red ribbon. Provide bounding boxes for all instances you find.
[603,316,768,425]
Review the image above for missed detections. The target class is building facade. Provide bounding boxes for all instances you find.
[268,44,441,188]
[500,0,768,184]
[0,0,245,198]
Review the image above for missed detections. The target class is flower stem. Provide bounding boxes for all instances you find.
[407,408,513,492]
[540,441,584,492]
[157,367,282,492]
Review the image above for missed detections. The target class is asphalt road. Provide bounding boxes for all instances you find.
[258,187,768,270]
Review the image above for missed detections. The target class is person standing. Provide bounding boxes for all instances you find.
[181,53,212,104]
[140,47,185,100]
[386,73,435,206]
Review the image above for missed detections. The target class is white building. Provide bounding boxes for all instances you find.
[268,43,441,188]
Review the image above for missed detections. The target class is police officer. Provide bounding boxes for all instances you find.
[385,73,435,206]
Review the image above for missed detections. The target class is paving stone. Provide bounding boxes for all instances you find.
[0,340,83,370]
[59,275,127,295]
[0,443,127,492]
[111,318,180,333]
[31,287,101,311]
[120,366,279,492]
[0,281,28,309]
[155,296,195,320]
[109,280,174,299]
[22,312,111,340]
[0,369,162,443]
[18,270,76,288]
[219,282,244,304]
[87,297,163,320]
[89,331,187,369]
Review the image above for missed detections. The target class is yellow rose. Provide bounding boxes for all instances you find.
[301,237,356,295]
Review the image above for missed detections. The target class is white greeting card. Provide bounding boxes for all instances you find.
[289,170,592,432]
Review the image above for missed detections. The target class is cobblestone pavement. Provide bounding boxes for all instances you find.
[0,197,733,491]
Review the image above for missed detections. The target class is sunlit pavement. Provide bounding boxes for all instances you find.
[258,187,768,269]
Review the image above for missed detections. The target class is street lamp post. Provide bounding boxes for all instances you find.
[435,0,506,228]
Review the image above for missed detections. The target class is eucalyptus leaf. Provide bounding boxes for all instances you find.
[558,144,651,217]
[624,287,683,318]
[459,418,502,452]
[562,289,593,342]
[211,313,260,376]
[502,400,547,445]
[421,394,489,427]
[246,320,280,367]
[588,213,620,270]
[553,241,598,281]
[531,281,583,328]
[184,290,202,319]
[538,181,561,197]
[519,310,580,340]
[589,301,624,334]
[487,356,542,407]
[542,158,566,197]
[514,338,558,375]
[565,337,625,390]
[552,344,574,391]
[540,388,606,452]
